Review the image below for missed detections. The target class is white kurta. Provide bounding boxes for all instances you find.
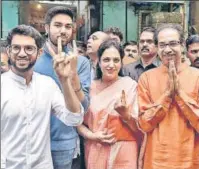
[1,70,84,169]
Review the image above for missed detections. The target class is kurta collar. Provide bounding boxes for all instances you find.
[8,69,35,86]
[159,62,189,74]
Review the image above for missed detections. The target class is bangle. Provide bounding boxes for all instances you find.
[122,116,132,123]
[74,84,82,92]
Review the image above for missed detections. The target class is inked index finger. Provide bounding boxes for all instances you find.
[121,90,127,106]
[72,40,78,54]
[57,36,62,56]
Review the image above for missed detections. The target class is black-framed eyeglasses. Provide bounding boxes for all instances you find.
[158,41,180,49]
[9,45,37,55]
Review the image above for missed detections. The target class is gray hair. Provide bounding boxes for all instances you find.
[154,24,184,45]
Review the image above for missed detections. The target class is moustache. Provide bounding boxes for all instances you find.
[141,47,149,52]
[58,36,68,39]
[194,57,199,63]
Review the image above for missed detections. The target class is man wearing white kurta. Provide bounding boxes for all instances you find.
[1,25,84,169]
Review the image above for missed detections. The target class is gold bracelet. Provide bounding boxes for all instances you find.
[74,84,82,92]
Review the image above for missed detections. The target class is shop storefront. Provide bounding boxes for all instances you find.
[1,1,89,41]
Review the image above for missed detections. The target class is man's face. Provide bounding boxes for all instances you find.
[124,45,138,59]
[46,14,73,46]
[187,42,199,68]
[1,52,9,73]
[108,33,121,43]
[77,46,86,56]
[157,28,183,68]
[8,35,38,73]
[86,31,108,56]
[139,31,157,58]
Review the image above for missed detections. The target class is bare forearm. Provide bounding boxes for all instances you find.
[71,73,85,102]
[77,124,96,140]
[123,116,140,133]
[60,77,81,113]
[139,93,171,132]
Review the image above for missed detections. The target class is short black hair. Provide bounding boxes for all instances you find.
[7,25,44,49]
[186,34,199,50]
[96,39,124,79]
[0,40,7,54]
[105,27,123,42]
[45,6,74,24]
[141,27,156,41]
[154,24,184,45]
[76,41,86,49]
[123,40,137,49]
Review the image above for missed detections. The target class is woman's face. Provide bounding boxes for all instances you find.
[99,46,122,81]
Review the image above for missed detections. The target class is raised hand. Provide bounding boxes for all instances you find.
[114,90,131,121]
[168,60,180,97]
[46,37,71,78]
[167,60,175,97]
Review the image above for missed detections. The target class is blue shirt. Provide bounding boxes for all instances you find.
[34,43,91,151]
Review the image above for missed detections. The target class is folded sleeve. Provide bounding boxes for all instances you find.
[175,90,199,133]
[138,73,172,132]
[51,80,84,126]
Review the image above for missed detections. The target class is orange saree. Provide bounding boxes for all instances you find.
[84,77,139,169]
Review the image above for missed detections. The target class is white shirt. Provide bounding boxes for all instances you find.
[1,70,84,169]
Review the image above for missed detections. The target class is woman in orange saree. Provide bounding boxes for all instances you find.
[77,40,140,169]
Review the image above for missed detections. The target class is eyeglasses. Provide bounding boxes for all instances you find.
[9,45,37,55]
[158,41,180,49]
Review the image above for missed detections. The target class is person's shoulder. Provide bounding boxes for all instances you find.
[148,66,160,73]
[188,66,199,76]
[35,54,47,67]
[120,76,137,85]
[1,71,10,82]
[77,56,91,73]
[139,66,160,82]
[34,72,55,84]
[78,55,90,64]
[123,60,139,70]
[189,66,199,72]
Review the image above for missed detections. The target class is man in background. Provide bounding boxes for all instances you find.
[122,40,138,65]
[123,27,161,82]
[105,27,123,43]
[0,41,10,73]
[186,34,199,68]
[86,31,109,79]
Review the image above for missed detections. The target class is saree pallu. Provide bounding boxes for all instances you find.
[84,77,139,169]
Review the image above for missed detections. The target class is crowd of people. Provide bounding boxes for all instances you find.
[1,5,199,169]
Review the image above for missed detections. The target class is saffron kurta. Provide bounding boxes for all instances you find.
[84,77,139,169]
[138,63,199,169]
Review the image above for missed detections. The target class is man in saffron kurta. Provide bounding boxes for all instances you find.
[138,24,199,169]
